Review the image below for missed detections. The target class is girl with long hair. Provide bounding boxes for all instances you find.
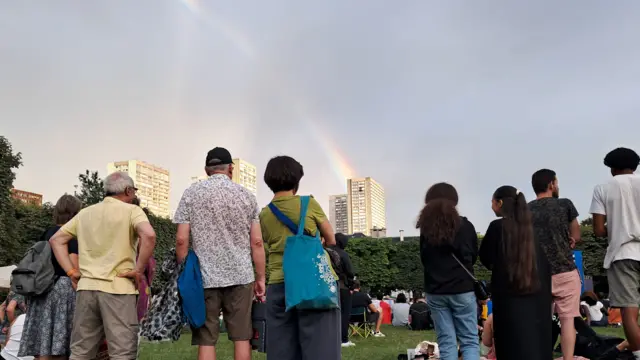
[479,186,552,360]
[418,183,479,360]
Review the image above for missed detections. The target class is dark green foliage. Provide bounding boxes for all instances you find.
[75,170,104,207]
[147,213,178,289]
[0,136,23,266]
[575,224,607,277]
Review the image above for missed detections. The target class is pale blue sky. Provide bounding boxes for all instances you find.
[2,1,640,235]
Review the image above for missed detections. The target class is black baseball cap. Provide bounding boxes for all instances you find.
[205,147,233,166]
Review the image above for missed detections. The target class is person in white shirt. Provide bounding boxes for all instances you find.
[580,292,608,327]
[1,314,33,360]
[590,147,640,359]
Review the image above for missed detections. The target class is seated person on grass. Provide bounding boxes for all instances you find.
[580,291,608,327]
[351,281,385,337]
[409,294,432,330]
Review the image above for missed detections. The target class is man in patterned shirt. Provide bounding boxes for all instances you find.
[529,169,582,360]
[174,147,266,360]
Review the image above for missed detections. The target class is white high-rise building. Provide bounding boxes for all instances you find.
[191,158,257,197]
[107,160,170,218]
[232,158,257,197]
[347,177,386,236]
[329,194,349,234]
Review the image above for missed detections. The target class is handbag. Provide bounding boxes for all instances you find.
[268,196,340,311]
[451,253,489,300]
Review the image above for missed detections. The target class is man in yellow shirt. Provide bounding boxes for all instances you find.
[50,172,156,360]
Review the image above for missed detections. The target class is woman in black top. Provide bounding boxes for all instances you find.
[418,183,479,360]
[479,186,552,360]
[19,194,82,360]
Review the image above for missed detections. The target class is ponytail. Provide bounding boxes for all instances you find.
[494,186,538,294]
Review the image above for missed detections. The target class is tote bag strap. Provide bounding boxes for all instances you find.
[297,196,311,236]
[268,203,299,234]
[268,196,314,237]
[451,253,478,282]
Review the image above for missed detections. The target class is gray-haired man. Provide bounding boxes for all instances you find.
[50,172,156,360]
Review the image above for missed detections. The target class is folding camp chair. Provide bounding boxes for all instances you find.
[349,306,375,339]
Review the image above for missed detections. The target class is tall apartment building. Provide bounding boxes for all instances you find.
[329,194,349,234]
[107,160,170,218]
[191,158,257,197]
[232,158,257,196]
[347,177,386,236]
[11,189,43,207]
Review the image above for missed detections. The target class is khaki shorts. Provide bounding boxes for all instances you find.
[608,259,640,308]
[552,270,581,319]
[70,291,138,360]
[192,283,254,346]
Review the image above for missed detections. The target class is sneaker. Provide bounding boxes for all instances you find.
[341,341,356,347]
[373,331,385,337]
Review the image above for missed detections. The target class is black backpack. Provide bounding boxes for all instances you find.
[325,247,347,286]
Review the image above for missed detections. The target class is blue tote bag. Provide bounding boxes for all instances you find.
[178,250,206,328]
[268,196,339,311]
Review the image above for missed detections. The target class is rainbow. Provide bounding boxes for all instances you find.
[178,0,356,182]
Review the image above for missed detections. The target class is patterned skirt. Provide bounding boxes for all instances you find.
[18,276,76,357]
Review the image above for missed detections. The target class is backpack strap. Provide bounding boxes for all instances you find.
[268,203,299,234]
[298,196,311,236]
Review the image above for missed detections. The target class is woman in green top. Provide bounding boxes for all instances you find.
[260,155,341,360]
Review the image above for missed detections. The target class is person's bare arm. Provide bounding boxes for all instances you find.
[482,315,494,347]
[593,214,607,238]
[318,220,336,246]
[570,219,581,247]
[250,222,266,298]
[70,254,79,270]
[368,303,379,313]
[250,222,266,282]
[175,223,190,264]
[5,300,17,323]
[134,222,156,273]
[0,301,6,323]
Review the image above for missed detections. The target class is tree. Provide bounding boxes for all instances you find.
[581,217,593,226]
[388,239,424,294]
[0,136,22,266]
[75,170,104,206]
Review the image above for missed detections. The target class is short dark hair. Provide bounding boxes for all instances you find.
[53,195,82,224]
[396,293,407,303]
[352,280,361,289]
[531,169,556,194]
[264,156,304,193]
[604,148,640,171]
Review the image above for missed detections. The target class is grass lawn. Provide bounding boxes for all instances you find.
[139,325,626,360]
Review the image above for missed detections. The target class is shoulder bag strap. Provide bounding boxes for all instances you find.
[451,253,478,282]
[297,196,311,236]
[268,203,299,235]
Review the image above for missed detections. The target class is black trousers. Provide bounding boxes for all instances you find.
[339,288,352,343]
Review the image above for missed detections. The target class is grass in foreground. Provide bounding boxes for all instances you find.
[139,325,625,360]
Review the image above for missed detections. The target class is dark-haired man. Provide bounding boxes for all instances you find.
[529,169,581,360]
[590,147,640,359]
[351,281,385,338]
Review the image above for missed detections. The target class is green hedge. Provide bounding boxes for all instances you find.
[3,203,605,295]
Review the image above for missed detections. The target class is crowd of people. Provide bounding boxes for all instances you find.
[0,145,639,360]
[418,146,640,360]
